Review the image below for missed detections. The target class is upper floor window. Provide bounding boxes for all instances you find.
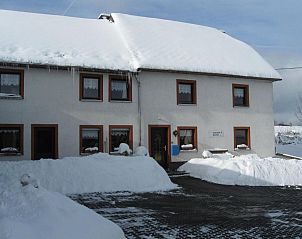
[0,69,24,98]
[232,84,249,107]
[79,73,103,100]
[109,125,133,153]
[79,125,103,154]
[234,127,250,149]
[109,75,132,101]
[178,126,197,150]
[177,80,196,105]
[0,124,23,155]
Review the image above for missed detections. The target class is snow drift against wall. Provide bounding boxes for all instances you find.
[0,10,280,79]
[179,154,302,186]
[0,153,176,194]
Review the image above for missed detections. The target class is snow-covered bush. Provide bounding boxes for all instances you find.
[202,150,213,158]
[135,146,149,156]
[118,143,132,155]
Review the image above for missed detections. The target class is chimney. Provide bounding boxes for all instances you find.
[98,13,114,22]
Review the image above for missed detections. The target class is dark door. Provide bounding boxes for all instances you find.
[32,125,58,160]
[149,126,170,169]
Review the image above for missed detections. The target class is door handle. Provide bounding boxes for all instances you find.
[163,145,167,151]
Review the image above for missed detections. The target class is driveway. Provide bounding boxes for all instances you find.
[71,176,302,238]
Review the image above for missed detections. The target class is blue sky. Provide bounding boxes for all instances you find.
[1,0,302,123]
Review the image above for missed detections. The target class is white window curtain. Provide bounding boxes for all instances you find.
[179,84,191,94]
[1,74,19,86]
[84,78,98,89]
[180,129,193,145]
[111,129,129,136]
[82,129,99,139]
[234,88,244,98]
[112,81,127,98]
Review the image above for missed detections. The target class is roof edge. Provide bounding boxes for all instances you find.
[138,67,282,82]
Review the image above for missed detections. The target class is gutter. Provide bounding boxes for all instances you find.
[132,72,142,146]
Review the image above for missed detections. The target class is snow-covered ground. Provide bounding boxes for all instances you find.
[275,126,302,157]
[0,153,176,194]
[179,154,302,186]
[0,183,125,239]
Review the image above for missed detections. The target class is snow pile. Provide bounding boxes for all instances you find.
[135,146,149,156]
[0,153,176,194]
[0,183,125,239]
[179,154,302,186]
[118,143,131,155]
[0,10,280,79]
[275,126,302,145]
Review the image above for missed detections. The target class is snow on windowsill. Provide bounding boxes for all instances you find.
[180,149,198,153]
[178,103,197,106]
[0,94,22,100]
[80,99,103,102]
[110,100,132,103]
[0,152,22,156]
[233,105,249,108]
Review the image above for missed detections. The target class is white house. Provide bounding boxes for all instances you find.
[0,10,281,169]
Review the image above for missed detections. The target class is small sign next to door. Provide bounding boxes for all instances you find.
[209,130,224,137]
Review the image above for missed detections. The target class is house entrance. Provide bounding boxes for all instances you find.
[31,124,58,160]
[149,125,170,169]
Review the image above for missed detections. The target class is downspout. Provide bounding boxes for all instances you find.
[133,72,142,146]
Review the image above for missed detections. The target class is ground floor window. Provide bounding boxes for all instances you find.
[234,127,250,149]
[0,124,23,155]
[80,125,103,154]
[109,125,133,153]
[177,126,197,150]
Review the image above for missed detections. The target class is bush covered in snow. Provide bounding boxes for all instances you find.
[135,146,149,156]
[118,143,132,155]
[275,126,302,145]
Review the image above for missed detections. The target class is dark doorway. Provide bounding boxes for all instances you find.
[149,125,170,169]
[31,124,58,160]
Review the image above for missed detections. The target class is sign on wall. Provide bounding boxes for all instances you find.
[209,130,224,137]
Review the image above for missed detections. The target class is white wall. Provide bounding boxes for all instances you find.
[0,67,139,160]
[0,67,275,161]
[139,71,275,161]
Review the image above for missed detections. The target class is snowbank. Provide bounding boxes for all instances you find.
[0,184,125,239]
[0,153,176,194]
[179,154,302,186]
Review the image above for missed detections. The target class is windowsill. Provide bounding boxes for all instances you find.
[234,148,251,151]
[110,100,132,103]
[180,149,198,153]
[80,99,103,102]
[0,95,23,100]
[233,105,249,108]
[177,103,197,106]
[0,152,22,156]
[80,152,101,156]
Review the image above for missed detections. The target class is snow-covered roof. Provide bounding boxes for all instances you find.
[0,10,281,80]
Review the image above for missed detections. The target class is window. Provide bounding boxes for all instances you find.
[177,80,196,105]
[80,125,103,154]
[178,126,197,150]
[0,69,24,98]
[109,125,133,153]
[232,84,249,107]
[234,127,250,149]
[0,124,23,155]
[79,73,103,100]
[109,75,132,101]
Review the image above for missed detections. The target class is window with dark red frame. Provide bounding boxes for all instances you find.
[178,127,197,150]
[233,84,249,107]
[109,75,132,101]
[109,125,133,153]
[0,69,24,98]
[80,73,103,100]
[0,124,23,155]
[80,125,103,154]
[234,127,250,149]
[177,80,196,105]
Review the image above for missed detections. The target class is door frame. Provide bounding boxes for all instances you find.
[31,124,58,160]
[148,124,171,165]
